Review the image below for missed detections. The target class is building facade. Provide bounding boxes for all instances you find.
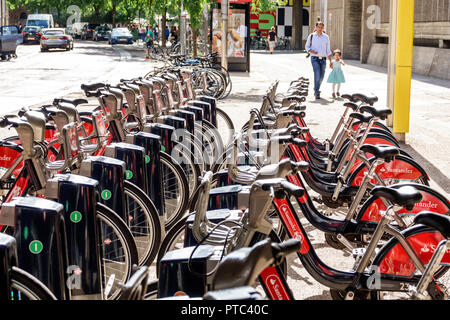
[250,0,311,47]
[309,0,450,80]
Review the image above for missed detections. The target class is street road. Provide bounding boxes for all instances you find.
[0,40,151,115]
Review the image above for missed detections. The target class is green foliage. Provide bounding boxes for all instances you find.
[250,0,279,13]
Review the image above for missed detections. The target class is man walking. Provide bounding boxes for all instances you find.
[305,22,332,100]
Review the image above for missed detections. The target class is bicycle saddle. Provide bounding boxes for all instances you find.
[414,212,450,239]
[341,94,357,102]
[349,112,373,123]
[54,98,88,107]
[212,238,301,290]
[352,93,379,106]
[360,144,399,162]
[81,83,106,92]
[359,105,392,120]
[343,102,359,111]
[256,159,309,180]
[370,185,423,211]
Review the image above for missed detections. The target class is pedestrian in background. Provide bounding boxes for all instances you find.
[154,25,159,42]
[139,26,146,43]
[145,28,154,60]
[327,49,346,99]
[305,21,332,100]
[165,26,170,42]
[268,26,277,54]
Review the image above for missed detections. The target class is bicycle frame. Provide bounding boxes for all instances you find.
[269,191,445,297]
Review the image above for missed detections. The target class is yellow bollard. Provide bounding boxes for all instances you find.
[387,0,415,142]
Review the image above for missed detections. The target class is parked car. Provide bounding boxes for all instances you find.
[26,14,54,29]
[22,26,42,44]
[69,22,88,39]
[40,28,74,52]
[0,25,21,60]
[109,28,134,45]
[93,26,111,41]
[81,24,100,40]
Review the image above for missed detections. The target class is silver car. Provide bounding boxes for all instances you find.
[40,28,74,52]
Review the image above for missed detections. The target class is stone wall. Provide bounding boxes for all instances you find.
[343,0,362,60]
[367,43,450,80]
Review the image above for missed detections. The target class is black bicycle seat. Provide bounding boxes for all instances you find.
[341,94,357,102]
[352,93,379,106]
[343,102,359,111]
[54,98,88,107]
[81,83,106,92]
[371,185,423,211]
[360,144,399,162]
[359,105,392,120]
[414,212,450,239]
[349,112,373,123]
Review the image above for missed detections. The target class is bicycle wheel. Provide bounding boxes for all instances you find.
[9,266,58,300]
[160,152,190,230]
[171,142,201,201]
[215,108,235,149]
[155,215,190,275]
[96,203,139,300]
[202,119,225,169]
[124,181,162,267]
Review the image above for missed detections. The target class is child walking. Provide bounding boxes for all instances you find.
[327,49,345,99]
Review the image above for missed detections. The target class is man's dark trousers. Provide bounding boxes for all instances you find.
[311,56,327,98]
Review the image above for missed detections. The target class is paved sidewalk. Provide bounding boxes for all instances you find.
[219,51,450,198]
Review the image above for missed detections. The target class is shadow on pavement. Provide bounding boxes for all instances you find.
[400,143,450,194]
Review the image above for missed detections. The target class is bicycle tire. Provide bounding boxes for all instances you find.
[160,152,190,230]
[10,266,58,300]
[124,180,162,267]
[96,203,139,300]
[202,119,225,169]
[171,142,201,201]
[155,214,190,276]
[215,108,235,149]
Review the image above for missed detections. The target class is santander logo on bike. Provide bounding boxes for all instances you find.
[265,274,290,300]
[276,201,309,254]
[378,167,413,174]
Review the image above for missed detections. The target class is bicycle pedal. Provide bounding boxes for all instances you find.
[352,247,366,259]
[320,210,332,217]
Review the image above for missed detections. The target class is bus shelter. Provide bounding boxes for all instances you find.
[211,0,251,72]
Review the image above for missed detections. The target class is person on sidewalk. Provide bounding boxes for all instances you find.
[268,26,277,54]
[327,49,346,99]
[305,22,332,100]
[145,28,154,60]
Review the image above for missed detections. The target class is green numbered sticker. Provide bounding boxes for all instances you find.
[70,211,82,223]
[29,240,43,254]
[145,155,150,164]
[101,190,112,200]
[126,170,133,180]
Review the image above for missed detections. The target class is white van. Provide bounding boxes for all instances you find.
[26,14,55,29]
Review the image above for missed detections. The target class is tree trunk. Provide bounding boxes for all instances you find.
[292,0,304,50]
[112,2,117,28]
[162,7,167,48]
[192,27,198,57]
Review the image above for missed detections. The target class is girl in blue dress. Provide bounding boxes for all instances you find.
[327,49,346,99]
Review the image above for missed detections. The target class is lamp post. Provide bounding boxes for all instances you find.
[221,0,229,70]
[180,0,188,55]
